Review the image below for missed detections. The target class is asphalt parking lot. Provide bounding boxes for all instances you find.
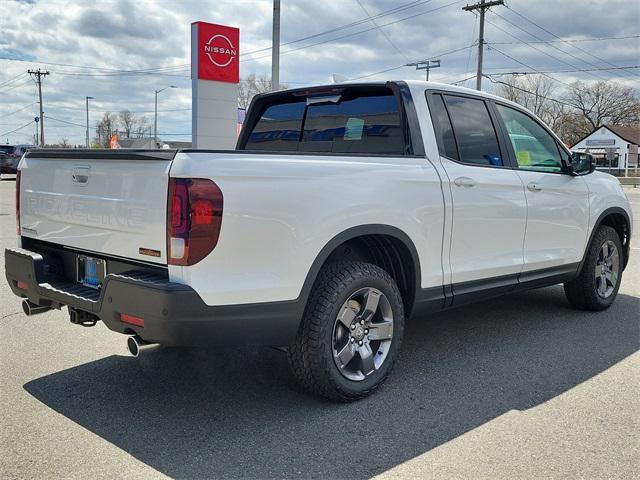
[0,175,638,479]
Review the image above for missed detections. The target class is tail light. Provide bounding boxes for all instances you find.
[15,170,21,235]
[167,178,223,266]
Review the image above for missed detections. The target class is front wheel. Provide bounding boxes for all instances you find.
[287,261,405,402]
[564,225,623,311]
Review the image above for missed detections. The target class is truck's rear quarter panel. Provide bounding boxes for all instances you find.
[170,151,444,306]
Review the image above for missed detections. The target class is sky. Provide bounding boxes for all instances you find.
[1,0,638,146]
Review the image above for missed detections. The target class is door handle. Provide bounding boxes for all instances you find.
[454,177,476,187]
[527,182,542,192]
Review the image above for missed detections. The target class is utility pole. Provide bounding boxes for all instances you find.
[271,0,280,91]
[34,117,39,146]
[406,59,441,81]
[28,69,49,147]
[85,96,94,148]
[462,0,503,91]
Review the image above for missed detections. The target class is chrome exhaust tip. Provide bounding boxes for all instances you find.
[126,335,160,357]
[22,299,52,316]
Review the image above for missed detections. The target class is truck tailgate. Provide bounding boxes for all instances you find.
[19,150,175,264]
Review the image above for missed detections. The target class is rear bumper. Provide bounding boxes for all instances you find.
[4,247,301,346]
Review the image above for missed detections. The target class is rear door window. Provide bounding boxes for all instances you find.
[427,93,458,160]
[443,95,503,167]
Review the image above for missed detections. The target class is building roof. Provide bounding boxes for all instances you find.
[605,125,640,145]
[572,124,640,148]
[118,138,158,149]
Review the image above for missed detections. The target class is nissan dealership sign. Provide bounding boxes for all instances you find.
[196,22,239,83]
[191,21,240,148]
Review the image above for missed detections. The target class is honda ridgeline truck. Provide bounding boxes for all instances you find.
[5,81,632,401]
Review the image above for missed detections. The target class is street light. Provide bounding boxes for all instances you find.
[154,86,177,147]
[85,96,94,148]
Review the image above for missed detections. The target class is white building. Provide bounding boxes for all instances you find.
[572,125,639,176]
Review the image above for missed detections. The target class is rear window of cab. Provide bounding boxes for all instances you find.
[242,87,405,155]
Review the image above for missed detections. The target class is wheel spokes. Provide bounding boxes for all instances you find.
[337,304,357,330]
[601,243,609,261]
[336,341,356,368]
[367,321,393,341]
[361,289,381,322]
[597,275,608,295]
[359,342,375,374]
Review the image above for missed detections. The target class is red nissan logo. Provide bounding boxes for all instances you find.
[203,34,237,68]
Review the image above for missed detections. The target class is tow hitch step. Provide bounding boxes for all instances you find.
[68,307,99,327]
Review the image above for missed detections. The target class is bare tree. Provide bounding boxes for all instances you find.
[118,110,135,138]
[133,116,151,138]
[495,76,640,146]
[238,74,287,109]
[565,81,640,132]
[118,110,152,138]
[496,74,562,126]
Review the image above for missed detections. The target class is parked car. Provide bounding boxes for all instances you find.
[0,144,36,174]
[5,81,632,401]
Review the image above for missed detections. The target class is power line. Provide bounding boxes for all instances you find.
[44,115,86,128]
[356,0,412,62]
[349,44,474,80]
[241,0,435,58]
[483,75,575,109]
[504,5,640,79]
[489,34,640,45]
[484,63,640,75]
[463,12,479,88]
[241,0,465,63]
[483,17,609,82]
[0,120,34,137]
[0,72,28,89]
[487,44,572,87]
[0,102,38,118]
[0,78,33,92]
[491,10,627,81]
[446,74,477,85]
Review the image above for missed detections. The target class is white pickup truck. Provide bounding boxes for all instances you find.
[5,81,632,401]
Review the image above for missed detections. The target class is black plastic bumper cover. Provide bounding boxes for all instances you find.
[4,247,301,346]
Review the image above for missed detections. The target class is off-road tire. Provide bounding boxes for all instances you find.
[564,225,623,311]
[287,261,405,402]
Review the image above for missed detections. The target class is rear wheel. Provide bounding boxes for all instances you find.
[564,225,623,311]
[287,261,404,401]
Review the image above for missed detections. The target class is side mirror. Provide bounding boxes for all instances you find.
[569,152,596,175]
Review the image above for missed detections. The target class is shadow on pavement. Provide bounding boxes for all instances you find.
[24,286,639,479]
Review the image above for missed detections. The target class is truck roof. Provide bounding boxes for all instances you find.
[263,79,528,114]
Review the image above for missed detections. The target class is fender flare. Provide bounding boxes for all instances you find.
[295,224,422,313]
[580,206,632,272]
